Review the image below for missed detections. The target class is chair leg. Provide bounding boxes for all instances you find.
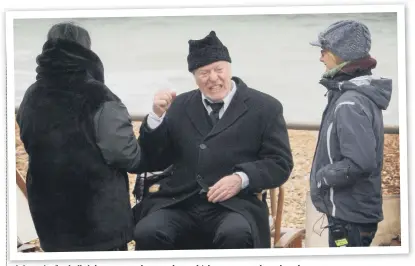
[288,235,303,248]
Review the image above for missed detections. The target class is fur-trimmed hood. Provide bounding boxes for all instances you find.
[35,39,105,84]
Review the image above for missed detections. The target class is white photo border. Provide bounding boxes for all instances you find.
[5,4,408,262]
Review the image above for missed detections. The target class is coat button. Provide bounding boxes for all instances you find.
[199,144,207,149]
[196,175,202,180]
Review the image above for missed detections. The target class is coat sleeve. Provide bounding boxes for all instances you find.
[316,102,377,189]
[233,101,293,191]
[137,113,176,172]
[94,101,142,173]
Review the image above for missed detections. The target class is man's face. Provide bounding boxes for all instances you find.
[193,61,232,102]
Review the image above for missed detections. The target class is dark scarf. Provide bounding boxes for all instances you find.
[320,56,377,93]
[336,56,377,80]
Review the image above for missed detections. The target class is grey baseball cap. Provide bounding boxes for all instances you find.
[310,20,372,61]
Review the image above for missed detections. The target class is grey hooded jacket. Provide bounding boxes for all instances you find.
[310,75,392,224]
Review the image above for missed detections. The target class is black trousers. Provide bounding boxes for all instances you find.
[134,193,253,250]
[327,216,378,247]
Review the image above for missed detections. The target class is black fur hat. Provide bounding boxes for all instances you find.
[187,31,231,72]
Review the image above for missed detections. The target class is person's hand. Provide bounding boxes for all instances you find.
[207,174,242,203]
[152,89,176,117]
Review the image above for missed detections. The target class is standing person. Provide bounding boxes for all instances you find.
[16,22,142,252]
[133,30,293,250]
[308,20,392,247]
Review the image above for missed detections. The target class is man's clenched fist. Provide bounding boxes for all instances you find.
[152,89,177,117]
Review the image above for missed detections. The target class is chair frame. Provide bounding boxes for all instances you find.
[259,186,305,248]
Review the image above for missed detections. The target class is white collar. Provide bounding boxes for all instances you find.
[201,80,237,111]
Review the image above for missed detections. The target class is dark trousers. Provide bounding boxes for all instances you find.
[134,193,253,250]
[327,216,378,247]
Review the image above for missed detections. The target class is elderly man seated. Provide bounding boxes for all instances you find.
[133,30,293,250]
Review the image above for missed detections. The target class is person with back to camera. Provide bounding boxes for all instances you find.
[308,20,392,247]
[16,22,143,251]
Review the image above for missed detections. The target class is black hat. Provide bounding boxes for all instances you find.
[187,31,232,72]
